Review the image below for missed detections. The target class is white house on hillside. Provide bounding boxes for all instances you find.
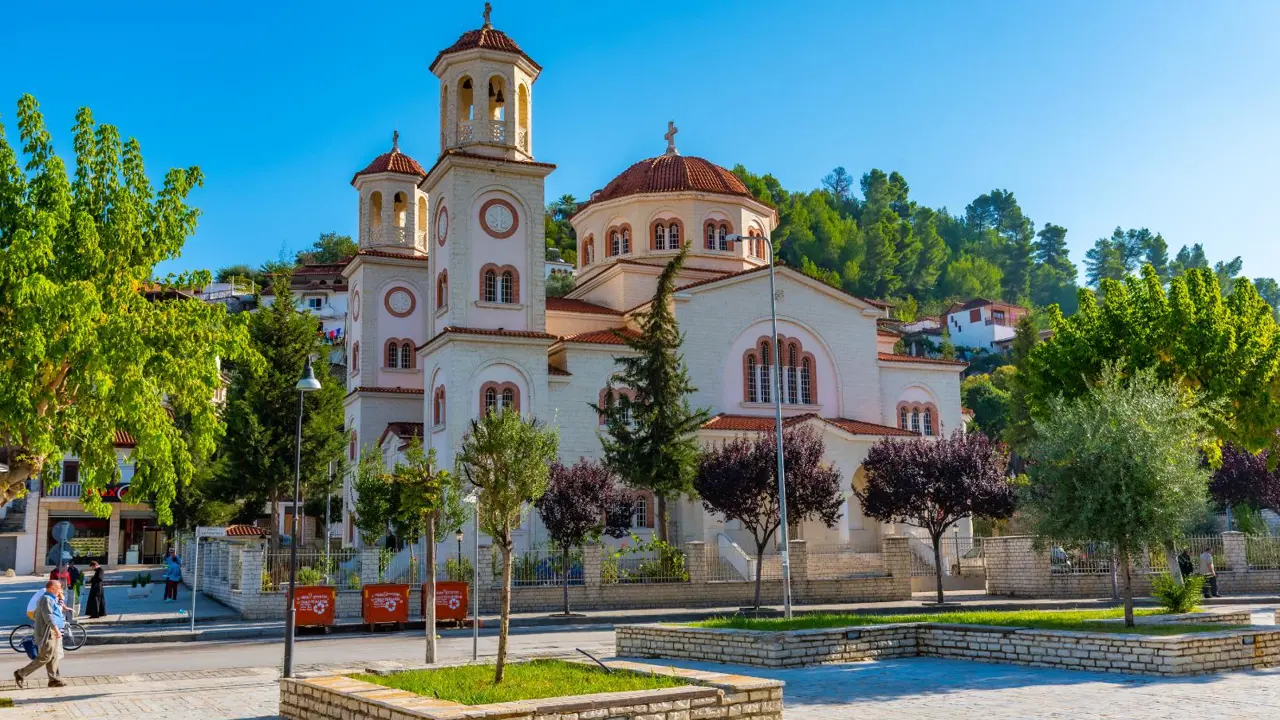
[942,299,1027,351]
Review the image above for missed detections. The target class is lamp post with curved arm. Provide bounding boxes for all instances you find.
[283,357,322,679]
[728,234,792,619]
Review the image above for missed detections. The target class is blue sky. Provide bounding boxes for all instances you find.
[4,1,1278,280]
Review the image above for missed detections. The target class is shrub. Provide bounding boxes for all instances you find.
[445,555,474,583]
[132,571,151,588]
[297,566,323,586]
[1151,572,1205,614]
[346,571,362,590]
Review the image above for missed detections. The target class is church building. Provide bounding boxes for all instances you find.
[340,6,968,560]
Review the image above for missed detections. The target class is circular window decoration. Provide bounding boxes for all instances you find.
[384,287,416,317]
[351,290,361,321]
[479,198,519,239]
[436,206,449,246]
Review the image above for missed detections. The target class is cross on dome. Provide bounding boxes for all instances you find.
[664,121,679,156]
[483,2,493,29]
[392,129,399,151]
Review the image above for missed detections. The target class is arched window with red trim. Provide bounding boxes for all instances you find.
[400,342,413,369]
[480,382,521,415]
[744,335,817,406]
[433,386,447,426]
[436,270,449,310]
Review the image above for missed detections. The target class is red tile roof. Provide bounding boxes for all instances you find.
[421,150,557,186]
[877,328,902,338]
[877,352,969,368]
[429,25,540,73]
[346,386,426,397]
[418,326,558,351]
[559,328,641,345]
[548,365,571,376]
[226,524,268,538]
[351,148,426,185]
[356,249,430,262]
[579,154,754,211]
[702,413,918,437]
[545,297,623,316]
[113,430,137,448]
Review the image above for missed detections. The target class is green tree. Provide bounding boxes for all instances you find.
[595,247,710,542]
[1022,267,1280,454]
[545,272,575,298]
[0,95,250,514]
[961,373,1012,437]
[1254,277,1280,320]
[390,438,452,664]
[821,166,855,204]
[352,452,393,544]
[1024,367,1210,625]
[1004,315,1040,451]
[215,273,347,544]
[215,264,260,285]
[1033,223,1072,273]
[457,409,559,684]
[1170,243,1209,276]
[295,232,357,265]
[1213,256,1243,295]
[939,253,1003,300]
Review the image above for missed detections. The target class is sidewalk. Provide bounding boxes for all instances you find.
[1,574,239,628]
[72,590,1280,645]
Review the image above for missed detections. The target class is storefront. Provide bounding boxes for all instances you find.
[37,498,164,572]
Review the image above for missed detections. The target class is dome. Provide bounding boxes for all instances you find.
[583,153,755,210]
[350,134,426,185]
[429,23,539,73]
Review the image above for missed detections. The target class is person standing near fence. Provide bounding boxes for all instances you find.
[13,580,67,688]
[1198,546,1220,598]
[162,547,182,602]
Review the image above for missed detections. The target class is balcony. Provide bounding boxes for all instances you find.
[45,482,133,501]
[456,120,507,146]
[985,316,1017,327]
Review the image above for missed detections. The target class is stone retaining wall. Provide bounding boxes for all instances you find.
[616,614,1280,677]
[279,660,783,720]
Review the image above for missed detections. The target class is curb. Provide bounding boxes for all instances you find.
[78,595,1278,646]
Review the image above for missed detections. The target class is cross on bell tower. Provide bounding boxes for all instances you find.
[483,2,492,28]
[664,121,679,156]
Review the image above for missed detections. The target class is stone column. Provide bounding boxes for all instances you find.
[882,536,911,578]
[1222,531,1247,571]
[583,545,603,590]
[359,547,380,586]
[241,542,264,597]
[684,541,707,586]
[788,539,808,584]
[106,506,121,567]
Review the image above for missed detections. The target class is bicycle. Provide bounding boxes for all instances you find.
[9,610,87,653]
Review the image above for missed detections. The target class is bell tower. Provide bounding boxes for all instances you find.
[431,2,539,162]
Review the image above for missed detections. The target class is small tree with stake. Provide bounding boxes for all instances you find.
[535,459,636,616]
[694,425,844,611]
[858,430,1015,605]
[389,439,452,665]
[457,409,558,684]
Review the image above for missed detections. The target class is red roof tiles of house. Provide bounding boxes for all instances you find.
[702,413,917,437]
[559,328,641,345]
[545,297,623,316]
[877,352,968,367]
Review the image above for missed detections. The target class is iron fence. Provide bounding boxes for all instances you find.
[605,551,689,584]
[911,537,985,577]
[262,549,360,591]
[1047,542,1114,575]
[505,548,584,588]
[1182,535,1230,572]
[1246,535,1280,570]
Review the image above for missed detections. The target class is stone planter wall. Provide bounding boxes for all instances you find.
[616,614,1280,677]
[279,660,783,720]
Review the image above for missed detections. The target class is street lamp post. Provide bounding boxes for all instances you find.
[283,357,322,679]
[461,492,480,662]
[729,234,792,619]
[455,529,464,571]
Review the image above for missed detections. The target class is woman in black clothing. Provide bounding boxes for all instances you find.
[85,561,107,618]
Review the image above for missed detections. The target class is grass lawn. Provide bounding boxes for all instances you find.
[351,659,689,706]
[687,608,1240,636]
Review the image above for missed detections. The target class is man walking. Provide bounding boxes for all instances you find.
[13,580,67,688]
[1198,546,1220,598]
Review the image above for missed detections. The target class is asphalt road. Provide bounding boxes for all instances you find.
[26,623,617,677]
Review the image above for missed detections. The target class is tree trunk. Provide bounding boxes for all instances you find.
[1164,539,1183,585]
[562,544,571,616]
[424,514,437,664]
[931,532,945,605]
[753,542,765,612]
[270,492,280,550]
[0,460,36,505]
[495,534,513,684]
[1121,548,1134,627]
[656,495,669,544]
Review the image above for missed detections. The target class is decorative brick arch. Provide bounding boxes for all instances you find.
[479,381,520,415]
[630,489,655,529]
[478,263,520,304]
[744,334,817,405]
[581,234,595,267]
[704,218,735,251]
[384,338,415,369]
[350,342,360,376]
[597,386,637,425]
[747,225,765,259]
[606,223,632,257]
[383,286,417,317]
[896,401,938,436]
[649,218,684,251]
[436,270,449,309]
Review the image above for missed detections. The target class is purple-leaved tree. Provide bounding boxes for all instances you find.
[1209,443,1280,514]
[858,431,1015,604]
[535,459,636,615]
[694,425,843,611]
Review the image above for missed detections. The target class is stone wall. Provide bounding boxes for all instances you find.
[279,660,783,720]
[616,616,1280,677]
[985,534,1280,599]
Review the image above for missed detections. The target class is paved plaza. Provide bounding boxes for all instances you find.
[6,654,1280,719]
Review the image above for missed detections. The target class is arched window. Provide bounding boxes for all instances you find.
[746,335,818,405]
[633,493,651,529]
[758,341,771,404]
[400,342,413,369]
[801,357,812,405]
[922,408,934,436]
[500,271,515,304]
[653,223,666,250]
[393,192,408,228]
[786,343,799,404]
[481,382,520,415]
[583,236,595,266]
[483,270,497,302]
[433,386,446,426]
[900,407,909,430]
[669,222,680,246]
[386,340,400,369]
[369,192,382,230]
[416,197,428,232]
[501,387,515,409]
[718,224,730,251]
[897,401,938,435]
[436,270,449,309]
[350,342,360,376]
[705,222,716,250]
[621,228,630,254]
[517,85,530,151]
[746,355,758,403]
[484,387,497,414]
[349,432,357,460]
[610,231,621,257]
[911,409,920,433]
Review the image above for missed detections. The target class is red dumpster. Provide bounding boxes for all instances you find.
[293,586,336,628]
[422,581,469,623]
[362,583,410,629]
